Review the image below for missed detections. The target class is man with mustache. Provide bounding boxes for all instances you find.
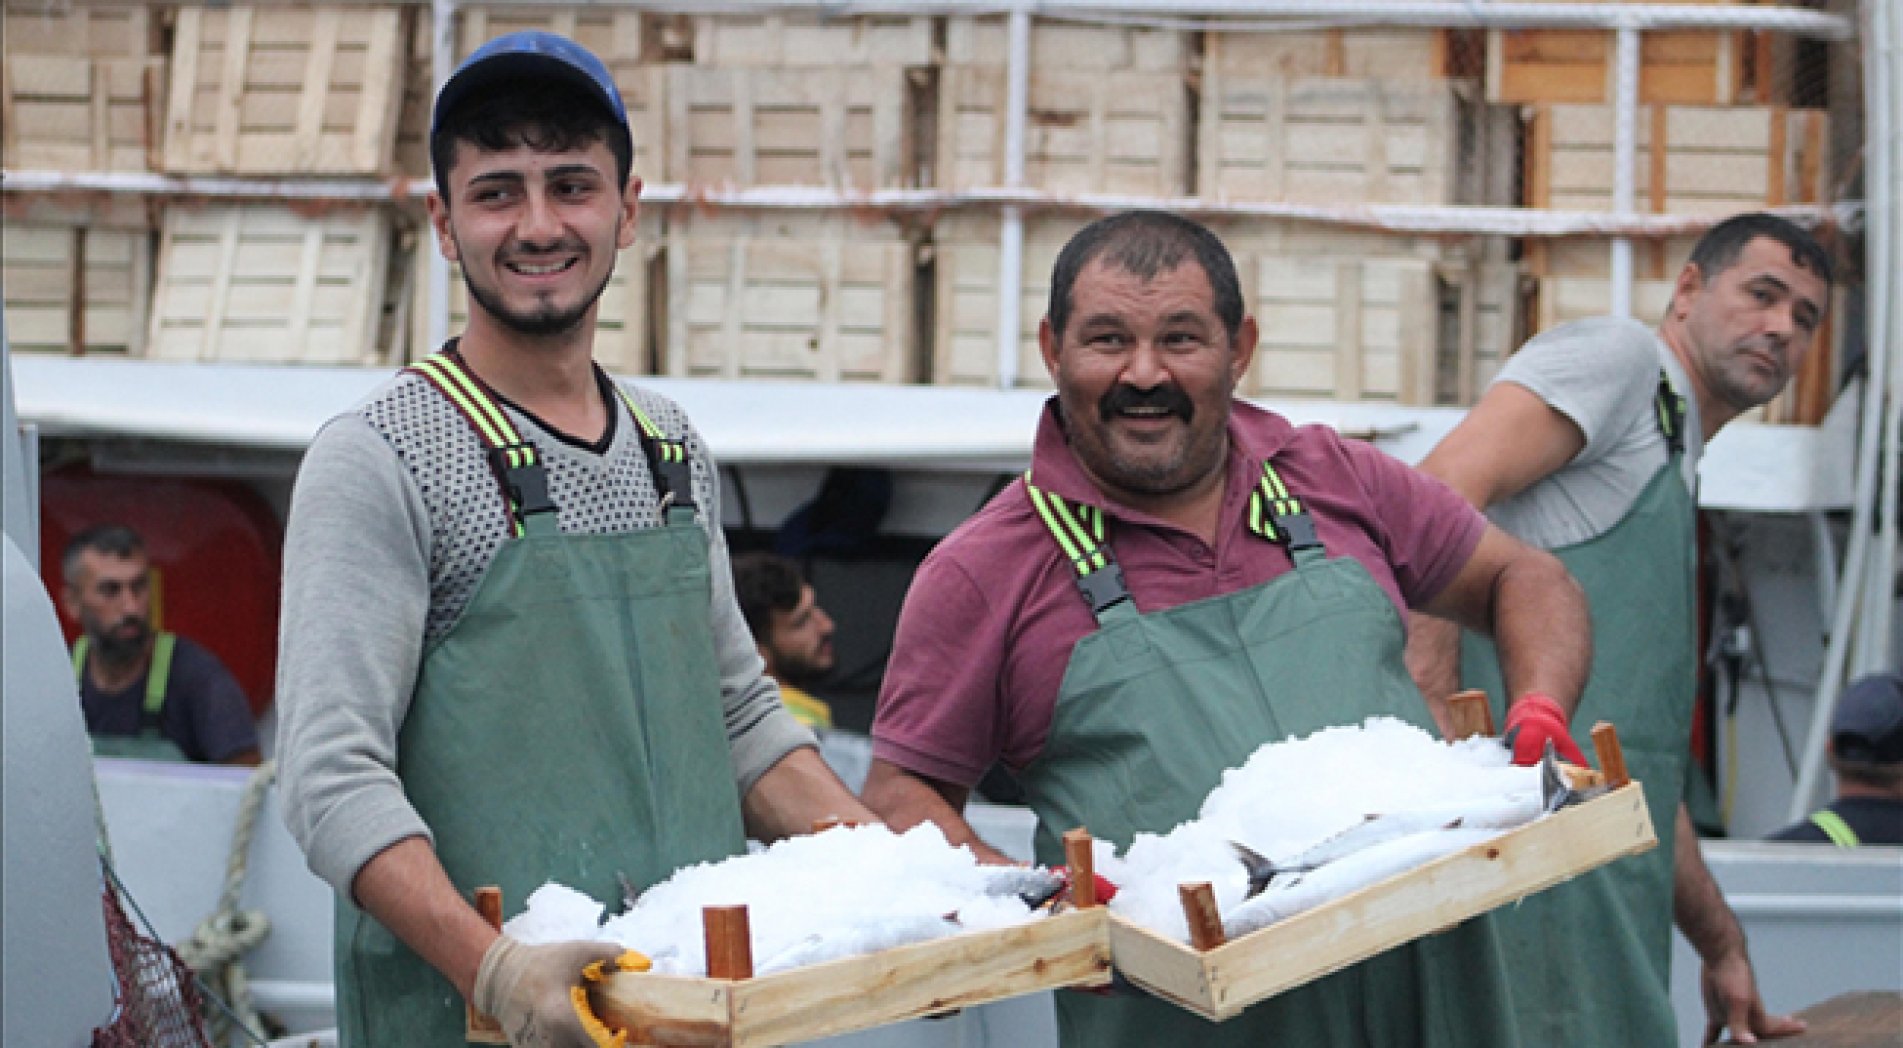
[867,210,1592,1046]
[273,32,872,1048]
[1406,212,1831,1047]
[62,524,261,765]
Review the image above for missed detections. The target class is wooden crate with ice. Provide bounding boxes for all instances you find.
[474,821,1111,1047]
[1100,705,1655,1022]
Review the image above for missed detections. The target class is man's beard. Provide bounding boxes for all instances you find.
[462,263,614,338]
[93,618,150,661]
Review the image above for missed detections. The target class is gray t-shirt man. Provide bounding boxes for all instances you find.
[1484,315,1705,548]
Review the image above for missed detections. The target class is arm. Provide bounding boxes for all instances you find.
[1417,524,1589,716]
[863,758,1016,866]
[352,835,498,998]
[1674,805,1805,1044]
[1405,382,1588,713]
[741,744,878,841]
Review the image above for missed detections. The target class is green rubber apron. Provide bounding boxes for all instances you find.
[333,352,747,1046]
[77,632,190,761]
[1020,461,1521,1048]
[1459,373,1694,1048]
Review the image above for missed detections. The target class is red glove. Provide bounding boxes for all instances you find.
[1501,693,1588,767]
[1053,866,1120,905]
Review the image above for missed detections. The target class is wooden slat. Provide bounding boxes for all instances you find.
[1112,781,1657,1020]
[665,66,909,189]
[1206,28,1444,82]
[1198,77,1464,205]
[691,13,935,68]
[593,908,1109,1048]
[939,65,1188,196]
[1530,103,1829,215]
[148,204,392,365]
[162,7,408,175]
[663,211,916,383]
[1488,27,1768,105]
[4,220,150,356]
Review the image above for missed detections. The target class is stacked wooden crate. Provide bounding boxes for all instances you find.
[140,6,411,365]
[658,12,933,382]
[1,4,165,356]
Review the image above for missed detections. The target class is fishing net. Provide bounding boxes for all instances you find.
[91,877,213,1048]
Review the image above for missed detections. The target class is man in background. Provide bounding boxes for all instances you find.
[733,551,837,729]
[63,524,260,765]
[1770,672,1903,847]
[1407,212,1829,1046]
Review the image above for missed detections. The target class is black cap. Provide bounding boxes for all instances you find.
[431,31,632,164]
[1833,672,1903,765]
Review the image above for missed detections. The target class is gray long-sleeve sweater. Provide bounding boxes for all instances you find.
[275,363,812,895]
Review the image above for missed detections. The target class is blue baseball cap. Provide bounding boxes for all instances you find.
[431,30,632,161]
[1834,672,1903,765]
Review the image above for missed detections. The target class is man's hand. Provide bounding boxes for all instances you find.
[475,935,624,1048]
[1700,947,1805,1045]
[1500,693,1588,766]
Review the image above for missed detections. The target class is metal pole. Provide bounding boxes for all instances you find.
[1609,21,1641,318]
[427,0,458,354]
[995,6,1032,389]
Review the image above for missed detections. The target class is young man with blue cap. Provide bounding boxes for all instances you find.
[274,32,873,1047]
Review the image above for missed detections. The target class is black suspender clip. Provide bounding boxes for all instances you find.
[1272,510,1322,552]
[1076,563,1132,617]
[488,444,557,519]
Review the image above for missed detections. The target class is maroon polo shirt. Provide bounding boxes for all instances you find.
[871,398,1487,788]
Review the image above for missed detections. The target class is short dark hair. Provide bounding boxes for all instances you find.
[429,78,635,200]
[62,524,145,586]
[1046,211,1245,344]
[1687,212,1834,289]
[731,552,806,642]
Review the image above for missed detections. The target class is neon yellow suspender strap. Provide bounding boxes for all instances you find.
[1245,460,1320,550]
[409,352,550,538]
[1024,473,1131,618]
[74,632,176,729]
[1808,810,1861,848]
[1655,369,1687,456]
[618,387,698,525]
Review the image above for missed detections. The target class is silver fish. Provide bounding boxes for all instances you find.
[1232,748,1568,898]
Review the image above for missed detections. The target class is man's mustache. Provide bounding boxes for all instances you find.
[1100,384,1194,423]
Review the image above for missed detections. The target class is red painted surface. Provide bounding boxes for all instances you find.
[39,464,283,715]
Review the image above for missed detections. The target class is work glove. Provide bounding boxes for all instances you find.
[474,935,624,1048]
[1500,693,1588,767]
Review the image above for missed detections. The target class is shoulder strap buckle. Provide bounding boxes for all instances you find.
[1077,564,1133,617]
[488,443,556,520]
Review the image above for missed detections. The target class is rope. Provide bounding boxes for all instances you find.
[175,761,278,1047]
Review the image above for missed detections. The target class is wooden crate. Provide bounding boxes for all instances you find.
[938,66,1189,196]
[930,214,1087,390]
[1532,275,1676,333]
[1204,28,1455,82]
[593,908,1109,1048]
[1526,103,1830,214]
[407,212,660,373]
[1197,77,1465,205]
[2,221,152,356]
[661,211,918,383]
[689,13,935,67]
[456,8,667,181]
[2,1,164,171]
[945,18,1187,73]
[1487,28,1755,106]
[1526,234,1700,280]
[146,204,392,365]
[1112,782,1656,1021]
[666,65,914,189]
[1435,260,1523,406]
[1242,253,1439,404]
[163,7,408,175]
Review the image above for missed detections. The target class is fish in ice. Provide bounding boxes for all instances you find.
[1230,746,1579,897]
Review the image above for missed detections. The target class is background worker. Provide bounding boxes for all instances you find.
[732,551,836,729]
[866,210,1592,1047]
[274,33,872,1048]
[1769,671,1903,847]
[1406,212,1830,1047]
[62,524,260,765]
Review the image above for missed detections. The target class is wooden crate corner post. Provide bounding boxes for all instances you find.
[1178,882,1227,952]
[466,886,507,1043]
[703,905,754,981]
[1447,689,1496,741]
